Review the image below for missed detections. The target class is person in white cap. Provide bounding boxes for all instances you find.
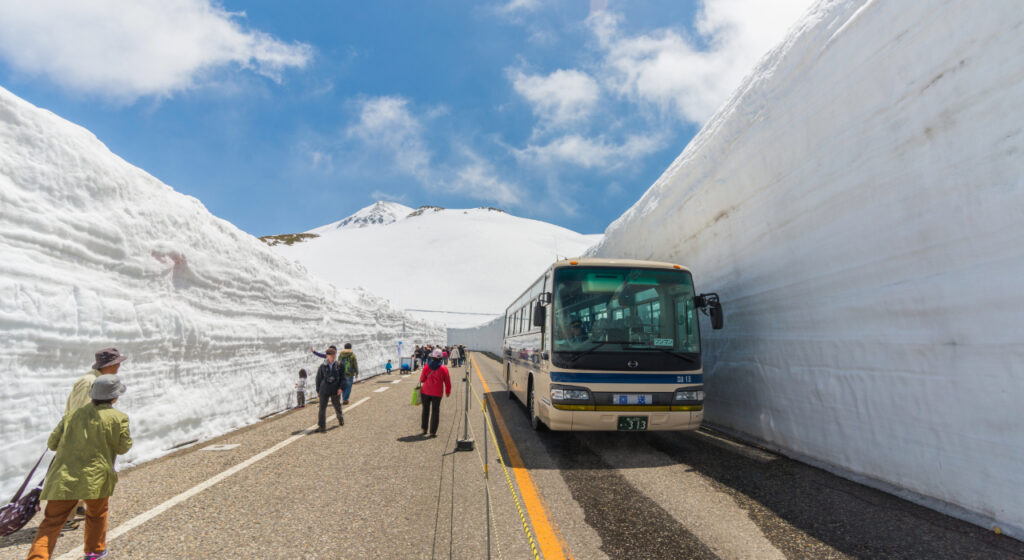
[27,375,132,560]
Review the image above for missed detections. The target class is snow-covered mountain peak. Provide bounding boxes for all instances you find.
[311,201,414,232]
[275,205,601,328]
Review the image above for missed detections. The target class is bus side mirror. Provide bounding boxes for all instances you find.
[533,304,546,328]
[696,292,724,330]
[710,305,724,330]
[539,292,552,306]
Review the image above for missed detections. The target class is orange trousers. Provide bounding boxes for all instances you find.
[26,498,108,560]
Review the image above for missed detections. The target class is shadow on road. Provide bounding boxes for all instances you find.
[471,354,1024,559]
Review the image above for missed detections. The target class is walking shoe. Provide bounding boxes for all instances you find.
[343,400,350,405]
[339,419,344,426]
[83,551,108,559]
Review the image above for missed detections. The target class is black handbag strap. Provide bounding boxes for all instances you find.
[8,451,47,504]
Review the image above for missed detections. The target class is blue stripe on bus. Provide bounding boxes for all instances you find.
[550,372,703,384]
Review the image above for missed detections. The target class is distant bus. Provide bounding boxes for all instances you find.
[503,258,723,431]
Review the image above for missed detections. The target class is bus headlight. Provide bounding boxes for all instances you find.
[551,384,591,401]
[674,390,705,401]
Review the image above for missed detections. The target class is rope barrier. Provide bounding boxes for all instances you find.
[466,356,543,560]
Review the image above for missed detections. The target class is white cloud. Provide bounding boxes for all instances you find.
[510,68,601,128]
[369,190,408,203]
[588,0,813,123]
[498,0,542,15]
[0,0,312,101]
[347,96,524,207]
[347,96,432,180]
[309,150,334,171]
[516,133,663,171]
[450,148,524,207]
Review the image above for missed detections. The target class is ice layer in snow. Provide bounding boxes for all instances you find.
[0,86,445,496]
[588,0,1024,538]
[274,205,601,328]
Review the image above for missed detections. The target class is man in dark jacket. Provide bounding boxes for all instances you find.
[315,347,347,432]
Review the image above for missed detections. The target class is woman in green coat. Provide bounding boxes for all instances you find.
[27,375,132,560]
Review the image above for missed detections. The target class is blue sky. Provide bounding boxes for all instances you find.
[0,0,811,236]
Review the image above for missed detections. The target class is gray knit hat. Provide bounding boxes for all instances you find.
[89,374,127,400]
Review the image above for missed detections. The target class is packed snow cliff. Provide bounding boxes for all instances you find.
[589,0,1024,539]
[273,203,601,328]
[0,86,444,496]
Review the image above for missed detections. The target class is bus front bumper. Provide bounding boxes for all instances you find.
[546,404,703,431]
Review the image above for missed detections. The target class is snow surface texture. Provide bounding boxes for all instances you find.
[275,205,601,328]
[0,87,444,496]
[588,0,1024,538]
[448,316,504,357]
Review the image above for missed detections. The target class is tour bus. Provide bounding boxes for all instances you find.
[503,258,723,431]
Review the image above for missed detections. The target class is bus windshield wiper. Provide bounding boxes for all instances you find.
[566,340,630,364]
[647,348,698,364]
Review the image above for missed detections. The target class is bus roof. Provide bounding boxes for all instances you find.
[553,257,692,273]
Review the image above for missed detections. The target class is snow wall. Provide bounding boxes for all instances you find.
[0,87,445,496]
[588,0,1024,538]
[448,316,504,357]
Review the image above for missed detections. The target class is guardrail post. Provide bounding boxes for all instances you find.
[456,368,475,451]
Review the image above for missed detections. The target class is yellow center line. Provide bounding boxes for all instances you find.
[472,356,572,560]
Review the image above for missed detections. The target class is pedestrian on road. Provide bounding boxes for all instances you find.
[449,346,461,369]
[61,347,126,520]
[27,375,133,560]
[294,369,308,408]
[339,343,359,404]
[419,349,452,437]
[315,348,346,432]
[385,360,393,375]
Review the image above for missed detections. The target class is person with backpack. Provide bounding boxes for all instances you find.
[338,343,359,405]
[314,348,346,432]
[419,349,452,437]
[27,375,132,560]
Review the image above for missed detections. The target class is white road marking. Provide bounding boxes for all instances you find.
[53,396,372,560]
[391,379,402,384]
[373,386,390,393]
[200,444,240,452]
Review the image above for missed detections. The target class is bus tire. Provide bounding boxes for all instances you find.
[528,378,543,431]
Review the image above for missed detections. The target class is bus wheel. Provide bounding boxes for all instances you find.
[528,379,542,431]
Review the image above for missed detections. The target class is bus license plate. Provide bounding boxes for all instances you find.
[612,394,653,405]
[618,416,648,431]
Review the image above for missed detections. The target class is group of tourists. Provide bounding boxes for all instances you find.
[18,340,467,559]
[25,347,133,560]
[412,344,466,369]
[306,343,359,432]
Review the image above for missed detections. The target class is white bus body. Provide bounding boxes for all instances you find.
[503,258,722,432]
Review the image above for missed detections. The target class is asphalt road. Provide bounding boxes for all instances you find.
[2,352,1021,559]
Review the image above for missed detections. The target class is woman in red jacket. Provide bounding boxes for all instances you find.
[419,348,452,437]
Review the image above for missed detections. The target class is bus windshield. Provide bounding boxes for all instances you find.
[552,266,701,355]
